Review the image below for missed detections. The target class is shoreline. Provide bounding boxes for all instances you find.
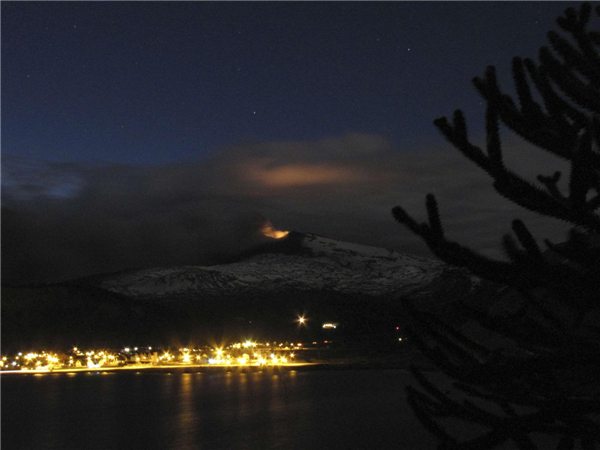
[0,360,425,376]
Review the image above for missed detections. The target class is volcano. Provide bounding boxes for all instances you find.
[89,231,446,300]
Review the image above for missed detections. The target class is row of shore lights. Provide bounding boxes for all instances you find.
[2,315,342,370]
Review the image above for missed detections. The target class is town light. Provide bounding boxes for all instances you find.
[0,339,319,373]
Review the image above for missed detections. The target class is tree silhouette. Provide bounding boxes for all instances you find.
[392,3,600,449]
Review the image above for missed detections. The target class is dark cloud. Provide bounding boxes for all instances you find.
[2,133,572,285]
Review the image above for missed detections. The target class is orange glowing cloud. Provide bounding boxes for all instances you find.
[245,162,367,187]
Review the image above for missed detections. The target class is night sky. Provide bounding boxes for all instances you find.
[2,2,579,284]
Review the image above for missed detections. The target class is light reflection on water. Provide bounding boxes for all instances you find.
[2,369,438,450]
[176,373,197,449]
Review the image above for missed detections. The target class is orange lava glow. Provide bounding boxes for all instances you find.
[261,221,289,239]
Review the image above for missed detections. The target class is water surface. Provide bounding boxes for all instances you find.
[2,368,438,449]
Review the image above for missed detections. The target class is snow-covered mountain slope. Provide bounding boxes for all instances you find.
[97,232,446,299]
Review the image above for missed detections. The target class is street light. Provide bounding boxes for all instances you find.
[297,316,306,325]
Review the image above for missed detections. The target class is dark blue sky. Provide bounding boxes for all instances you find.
[3,2,571,165]
[2,2,583,284]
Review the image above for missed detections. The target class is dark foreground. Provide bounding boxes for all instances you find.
[2,368,439,450]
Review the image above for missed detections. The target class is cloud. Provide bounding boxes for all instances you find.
[1,155,85,201]
[1,132,572,285]
[243,161,368,187]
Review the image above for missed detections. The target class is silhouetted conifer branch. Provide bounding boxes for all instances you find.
[485,106,504,172]
[539,46,600,112]
[426,194,444,238]
[537,171,565,199]
[512,219,542,256]
[502,233,526,262]
[548,30,600,87]
[569,128,593,208]
[392,3,600,448]
[556,3,600,77]
[512,57,544,118]
[525,58,589,136]
[433,112,492,172]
